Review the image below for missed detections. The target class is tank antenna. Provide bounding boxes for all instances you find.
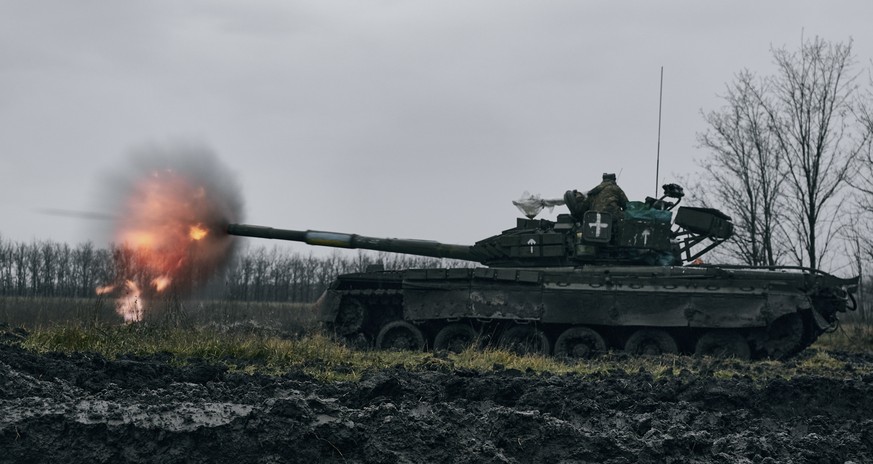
[655,66,664,197]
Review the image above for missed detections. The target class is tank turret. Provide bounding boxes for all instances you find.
[227,185,733,267]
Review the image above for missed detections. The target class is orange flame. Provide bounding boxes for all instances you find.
[97,166,237,322]
[95,285,115,295]
[152,275,172,292]
[189,224,208,240]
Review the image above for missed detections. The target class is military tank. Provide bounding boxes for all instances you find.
[226,184,858,360]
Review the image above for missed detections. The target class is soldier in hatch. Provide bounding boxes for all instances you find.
[587,173,628,216]
[564,172,629,221]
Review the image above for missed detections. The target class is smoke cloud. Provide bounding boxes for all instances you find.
[97,142,245,320]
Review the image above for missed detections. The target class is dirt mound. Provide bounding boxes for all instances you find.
[2,343,872,463]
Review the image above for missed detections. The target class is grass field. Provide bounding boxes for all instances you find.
[812,322,873,351]
[11,321,871,383]
[0,296,315,333]
[4,296,872,383]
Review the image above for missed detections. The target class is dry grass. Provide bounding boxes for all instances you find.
[0,296,315,334]
[812,322,873,352]
[7,297,872,383]
[0,296,122,327]
[16,323,872,383]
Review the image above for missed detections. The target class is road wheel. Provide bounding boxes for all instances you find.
[624,329,678,356]
[376,321,425,351]
[498,326,550,356]
[694,331,750,360]
[764,313,804,360]
[433,323,479,353]
[554,327,607,359]
[334,298,367,336]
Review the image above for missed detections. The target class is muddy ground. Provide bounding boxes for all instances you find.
[2,339,872,464]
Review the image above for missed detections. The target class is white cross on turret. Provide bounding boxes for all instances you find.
[588,213,609,238]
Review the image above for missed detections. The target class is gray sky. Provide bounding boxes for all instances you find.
[2,1,872,251]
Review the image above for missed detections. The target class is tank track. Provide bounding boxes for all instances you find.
[318,266,852,360]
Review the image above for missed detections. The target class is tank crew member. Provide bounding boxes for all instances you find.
[586,172,628,216]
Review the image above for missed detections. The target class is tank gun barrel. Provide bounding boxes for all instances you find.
[226,223,480,262]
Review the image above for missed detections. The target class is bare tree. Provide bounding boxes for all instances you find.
[698,70,786,266]
[0,235,12,295]
[852,79,873,259]
[700,37,872,271]
[73,242,96,297]
[761,37,871,269]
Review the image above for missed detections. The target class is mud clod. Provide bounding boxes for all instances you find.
[2,342,873,463]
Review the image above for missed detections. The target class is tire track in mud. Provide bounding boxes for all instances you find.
[2,343,872,464]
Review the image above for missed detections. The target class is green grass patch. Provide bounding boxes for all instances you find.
[15,324,873,383]
[795,350,847,371]
[813,323,873,352]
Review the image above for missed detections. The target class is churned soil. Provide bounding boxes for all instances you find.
[2,341,872,463]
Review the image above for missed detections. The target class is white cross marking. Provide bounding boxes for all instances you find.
[588,213,609,237]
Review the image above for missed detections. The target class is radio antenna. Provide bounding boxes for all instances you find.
[655,66,664,197]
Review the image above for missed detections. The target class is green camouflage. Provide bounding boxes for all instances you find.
[586,180,629,215]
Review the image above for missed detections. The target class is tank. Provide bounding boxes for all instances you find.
[226,184,858,359]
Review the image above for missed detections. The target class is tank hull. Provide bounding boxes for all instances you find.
[226,205,855,359]
[316,265,856,359]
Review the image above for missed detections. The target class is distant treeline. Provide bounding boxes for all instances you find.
[1,236,870,325]
[0,236,470,303]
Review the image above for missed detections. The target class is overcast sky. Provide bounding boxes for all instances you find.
[2,1,872,252]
